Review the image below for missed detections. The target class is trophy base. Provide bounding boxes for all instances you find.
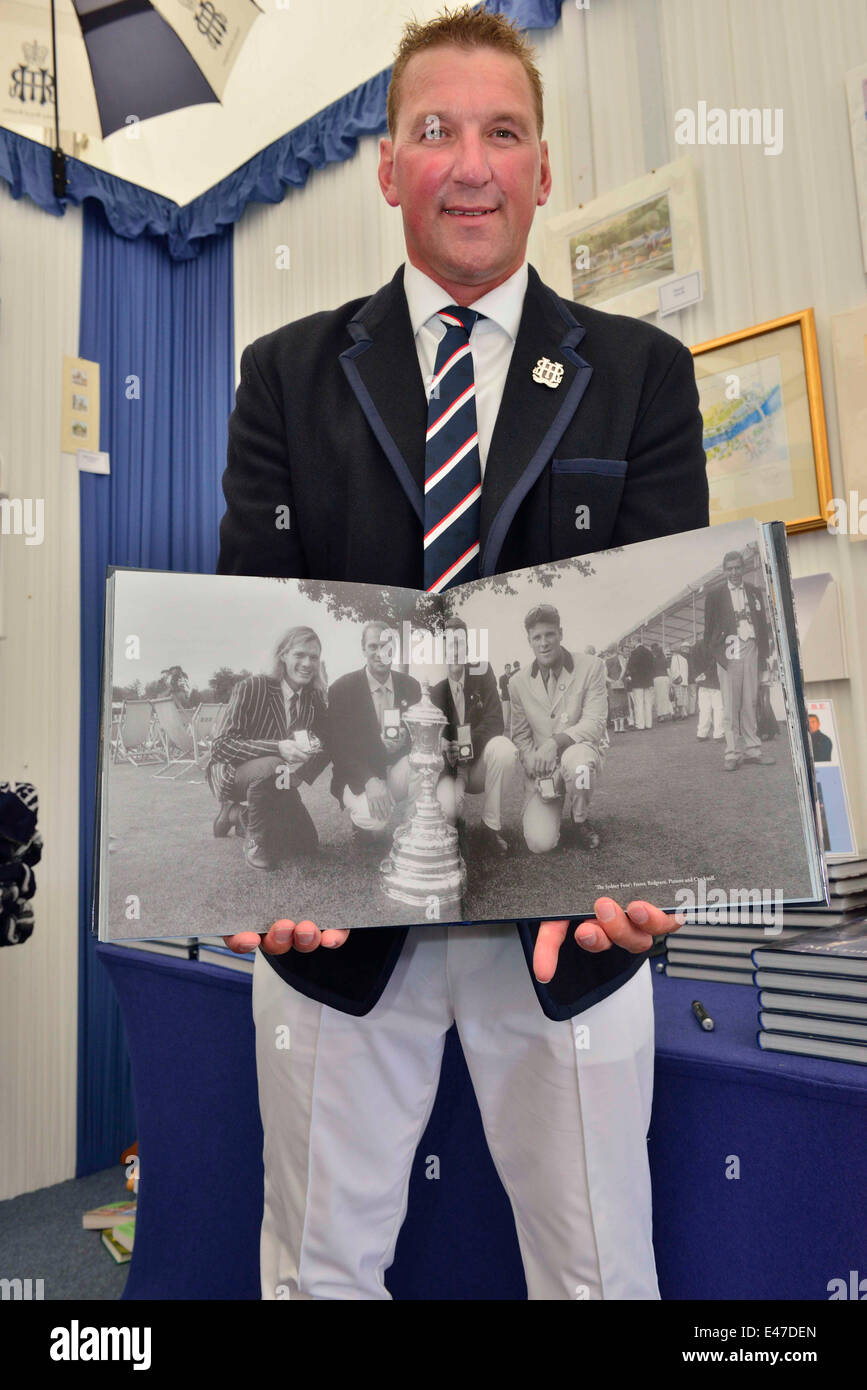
[380,819,466,917]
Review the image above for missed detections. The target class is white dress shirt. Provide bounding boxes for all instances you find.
[402,258,528,478]
[366,668,395,723]
[447,674,466,725]
[727,581,756,641]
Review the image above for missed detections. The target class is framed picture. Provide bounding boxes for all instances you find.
[845,63,867,275]
[542,157,703,319]
[830,303,867,542]
[690,309,832,534]
[806,699,857,858]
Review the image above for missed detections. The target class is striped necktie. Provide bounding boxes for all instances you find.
[423,305,483,593]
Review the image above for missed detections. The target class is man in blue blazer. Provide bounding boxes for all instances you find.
[220,7,706,1300]
[327,621,422,834]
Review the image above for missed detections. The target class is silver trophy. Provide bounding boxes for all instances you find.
[380,681,466,917]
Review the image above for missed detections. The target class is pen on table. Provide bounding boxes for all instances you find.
[692,999,714,1032]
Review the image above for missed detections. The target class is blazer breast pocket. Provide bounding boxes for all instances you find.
[549,458,628,559]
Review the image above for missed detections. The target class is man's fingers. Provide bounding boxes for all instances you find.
[222,932,262,954]
[579,898,673,953]
[625,900,678,935]
[290,919,321,952]
[321,928,350,948]
[533,919,570,983]
[573,918,614,953]
[258,919,319,953]
[260,919,300,954]
[255,921,348,954]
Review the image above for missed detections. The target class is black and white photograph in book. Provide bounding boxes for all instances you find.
[97,517,822,941]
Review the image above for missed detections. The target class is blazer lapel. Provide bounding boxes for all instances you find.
[337,262,595,563]
[530,666,551,712]
[339,266,427,525]
[267,679,286,737]
[480,264,593,575]
[549,661,578,720]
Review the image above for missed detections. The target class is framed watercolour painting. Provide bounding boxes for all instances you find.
[690,309,832,534]
[542,158,703,320]
[830,303,867,543]
[846,62,867,275]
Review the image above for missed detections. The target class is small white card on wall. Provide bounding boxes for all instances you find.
[77,449,110,475]
[658,270,703,317]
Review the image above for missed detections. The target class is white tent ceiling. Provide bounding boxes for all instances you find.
[3,0,455,206]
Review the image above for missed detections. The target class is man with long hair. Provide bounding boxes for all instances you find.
[207,625,329,869]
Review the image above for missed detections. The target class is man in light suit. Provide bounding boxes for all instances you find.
[219,7,707,1301]
[509,604,608,853]
[703,550,774,771]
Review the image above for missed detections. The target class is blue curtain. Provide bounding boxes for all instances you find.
[77,198,234,1174]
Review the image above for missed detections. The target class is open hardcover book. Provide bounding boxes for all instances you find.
[93,517,826,940]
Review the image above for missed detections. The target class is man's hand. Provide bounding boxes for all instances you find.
[223,921,351,954]
[440,736,459,764]
[365,776,392,823]
[277,738,309,769]
[381,725,409,753]
[533,898,682,983]
[532,738,559,775]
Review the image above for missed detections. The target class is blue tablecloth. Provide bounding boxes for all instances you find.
[97,945,867,1300]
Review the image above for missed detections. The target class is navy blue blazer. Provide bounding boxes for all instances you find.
[327,666,422,801]
[217,261,709,1020]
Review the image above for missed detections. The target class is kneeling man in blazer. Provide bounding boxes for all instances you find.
[430,616,519,855]
[327,620,422,834]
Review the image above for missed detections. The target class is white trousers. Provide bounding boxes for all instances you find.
[696,686,724,739]
[521,741,602,854]
[253,927,658,1301]
[631,686,654,730]
[435,734,519,831]
[341,756,417,833]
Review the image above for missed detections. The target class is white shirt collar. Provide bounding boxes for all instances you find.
[402,258,528,342]
[366,668,393,695]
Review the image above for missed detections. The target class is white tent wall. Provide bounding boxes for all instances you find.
[0,183,81,1198]
[234,0,867,847]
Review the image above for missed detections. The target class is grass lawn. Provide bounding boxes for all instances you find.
[105,716,812,937]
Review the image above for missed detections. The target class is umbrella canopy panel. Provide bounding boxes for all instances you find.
[73,0,218,137]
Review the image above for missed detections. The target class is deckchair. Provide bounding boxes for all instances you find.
[113,700,163,765]
[150,697,198,779]
[190,702,226,774]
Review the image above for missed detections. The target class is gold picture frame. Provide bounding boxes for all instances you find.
[690,309,832,534]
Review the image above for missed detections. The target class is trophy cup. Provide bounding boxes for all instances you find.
[380,681,466,918]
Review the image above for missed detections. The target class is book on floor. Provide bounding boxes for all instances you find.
[92,517,826,939]
[82,1199,137,1230]
[111,1219,135,1253]
[100,1229,132,1264]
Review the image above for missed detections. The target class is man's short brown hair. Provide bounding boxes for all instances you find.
[524,603,560,632]
[387,4,544,141]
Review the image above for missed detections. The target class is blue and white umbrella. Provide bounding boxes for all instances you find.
[1,0,262,142]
